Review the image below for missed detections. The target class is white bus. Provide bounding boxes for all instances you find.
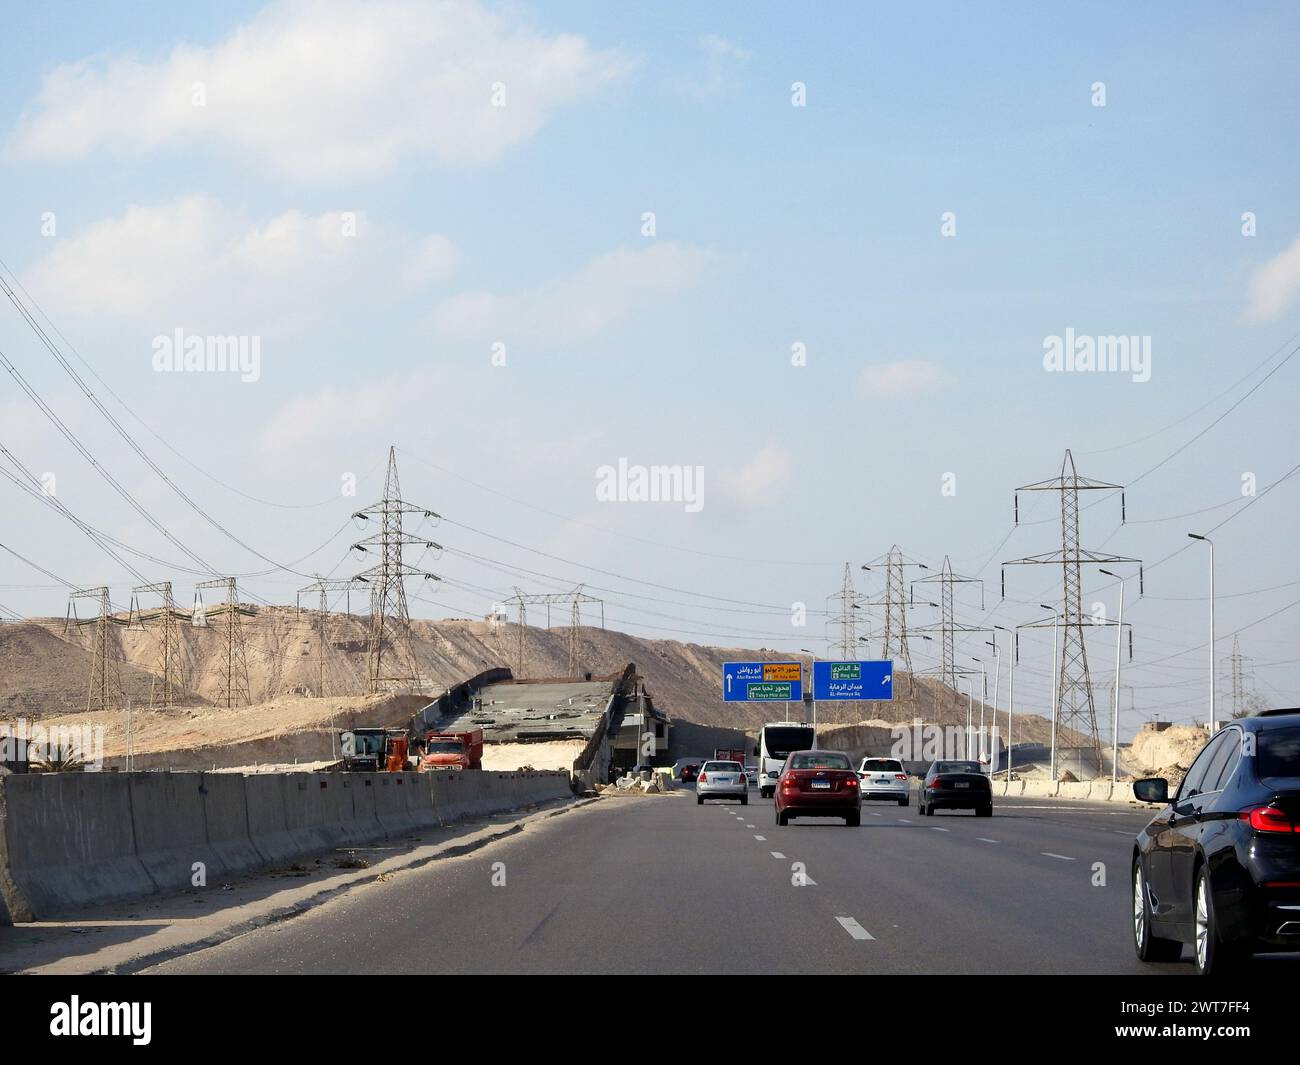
[755,721,816,798]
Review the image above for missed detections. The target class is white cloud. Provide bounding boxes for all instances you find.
[1246,233,1300,321]
[723,443,793,506]
[259,367,461,452]
[25,195,459,330]
[680,34,751,97]
[429,242,714,343]
[6,0,630,179]
[857,359,954,398]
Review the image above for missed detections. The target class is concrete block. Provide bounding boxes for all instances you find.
[0,773,153,918]
[199,772,262,876]
[130,772,223,892]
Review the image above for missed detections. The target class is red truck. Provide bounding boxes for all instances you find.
[421,728,484,771]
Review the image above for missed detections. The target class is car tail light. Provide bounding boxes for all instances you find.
[1240,805,1296,833]
[844,775,859,787]
[895,774,908,781]
[698,773,707,783]
[739,774,747,784]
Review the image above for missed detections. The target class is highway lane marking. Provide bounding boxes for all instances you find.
[977,837,999,843]
[770,851,785,859]
[753,834,766,841]
[897,818,912,823]
[929,826,949,832]
[870,812,882,817]
[835,917,875,941]
[1042,852,1076,861]
[746,824,756,829]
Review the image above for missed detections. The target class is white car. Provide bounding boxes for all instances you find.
[745,765,759,786]
[696,760,749,805]
[857,757,911,806]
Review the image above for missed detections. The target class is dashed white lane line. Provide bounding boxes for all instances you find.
[870,812,882,818]
[977,837,1000,844]
[753,834,766,841]
[1042,852,1076,861]
[897,818,912,823]
[929,826,949,832]
[836,916,875,941]
[746,824,756,829]
[770,851,785,859]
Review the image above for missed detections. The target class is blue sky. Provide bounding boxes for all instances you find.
[0,1,1297,734]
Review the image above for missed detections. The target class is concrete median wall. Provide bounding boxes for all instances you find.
[0,769,572,923]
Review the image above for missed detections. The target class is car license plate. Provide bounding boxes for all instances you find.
[811,781,831,789]
[954,782,970,788]
[874,777,890,784]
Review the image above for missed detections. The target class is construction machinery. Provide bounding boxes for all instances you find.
[339,727,411,772]
[420,728,484,771]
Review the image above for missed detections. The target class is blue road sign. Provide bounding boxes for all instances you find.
[722,661,803,702]
[811,660,893,701]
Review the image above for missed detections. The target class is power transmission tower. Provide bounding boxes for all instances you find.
[825,563,865,658]
[503,585,605,679]
[296,576,365,697]
[1228,636,1248,718]
[65,586,121,713]
[910,556,988,692]
[350,447,441,694]
[862,546,928,683]
[194,577,254,707]
[1003,449,1139,778]
[129,581,183,707]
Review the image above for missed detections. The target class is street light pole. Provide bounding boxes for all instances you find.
[1099,569,1125,789]
[1187,534,1216,733]
[1041,604,1060,781]
[972,657,987,765]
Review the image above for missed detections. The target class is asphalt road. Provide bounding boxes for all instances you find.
[143,787,1240,975]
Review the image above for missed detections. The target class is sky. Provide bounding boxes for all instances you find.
[0,1,1297,738]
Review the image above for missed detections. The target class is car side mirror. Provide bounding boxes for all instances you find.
[1133,777,1168,805]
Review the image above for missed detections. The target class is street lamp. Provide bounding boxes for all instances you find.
[1041,603,1060,781]
[995,625,1014,778]
[986,638,1001,773]
[971,656,987,765]
[959,676,975,758]
[1187,534,1216,733]
[1099,569,1126,788]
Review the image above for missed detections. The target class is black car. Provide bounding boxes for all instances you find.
[1132,709,1300,975]
[918,760,992,817]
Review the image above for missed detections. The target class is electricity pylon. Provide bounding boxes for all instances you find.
[825,563,865,658]
[1228,636,1249,718]
[350,447,440,694]
[1003,449,1139,778]
[503,585,605,679]
[65,586,121,713]
[129,580,183,707]
[194,577,254,708]
[910,556,988,692]
[296,576,365,697]
[862,546,928,686]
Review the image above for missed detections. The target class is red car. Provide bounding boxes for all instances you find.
[774,749,861,826]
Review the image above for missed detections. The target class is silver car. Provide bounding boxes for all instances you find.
[696,760,749,805]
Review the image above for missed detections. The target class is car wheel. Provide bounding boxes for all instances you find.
[845,812,860,827]
[898,796,909,807]
[741,795,749,806]
[918,799,927,816]
[977,803,992,817]
[1132,858,1182,963]
[1194,865,1252,976]
[760,788,771,800]
[776,807,789,826]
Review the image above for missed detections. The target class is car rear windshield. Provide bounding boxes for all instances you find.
[935,761,982,774]
[863,759,903,772]
[763,727,816,758]
[1258,726,1300,781]
[787,752,851,770]
[703,761,742,772]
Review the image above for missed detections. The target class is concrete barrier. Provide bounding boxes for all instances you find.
[0,769,573,921]
[0,773,152,920]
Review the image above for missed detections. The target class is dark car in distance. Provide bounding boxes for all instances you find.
[774,750,861,826]
[680,763,700,783]
[918,760,992,817]
[1132,709,1300,975]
